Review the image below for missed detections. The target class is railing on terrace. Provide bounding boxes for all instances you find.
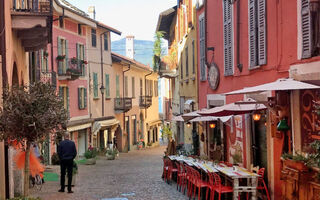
[12,0,52,14]
[139,96,152,108]
[35,70,57,88]
[57,58,85,80]
[114,97,132,112]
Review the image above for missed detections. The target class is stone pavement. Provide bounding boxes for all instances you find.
[30,146,188,200]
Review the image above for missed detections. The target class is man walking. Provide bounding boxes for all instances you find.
[58,131,77,193]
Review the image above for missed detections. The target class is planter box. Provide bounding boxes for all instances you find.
[64,174,76,186]
[283,159,309,171]
[85,158,96,165]
[106,154,115,160]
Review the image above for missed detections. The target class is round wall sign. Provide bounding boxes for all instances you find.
[208,63,220,90]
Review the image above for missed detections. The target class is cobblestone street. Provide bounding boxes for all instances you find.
[30,146,188,200]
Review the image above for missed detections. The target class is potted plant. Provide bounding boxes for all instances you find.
[43,51,49,58]
[56,55,65,61]
[137,139,144,150]
[70,57,78,65]
[281,152,310,171]
[81,60,88,65]
[106,148,118,160]
[84,148,97,165]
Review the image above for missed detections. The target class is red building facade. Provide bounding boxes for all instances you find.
[196,0,320,199]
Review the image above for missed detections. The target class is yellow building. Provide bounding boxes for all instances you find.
[157,0,198,153]
[111,52,161,152]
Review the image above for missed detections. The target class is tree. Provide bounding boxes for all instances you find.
[152,31,164,72]
[0,82,68,196]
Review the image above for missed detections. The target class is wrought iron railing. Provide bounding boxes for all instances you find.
[36,70,57,88]
[12,0,52,14]
[139,96,152,108]
[114,97,132,112]
[57,58,85,79]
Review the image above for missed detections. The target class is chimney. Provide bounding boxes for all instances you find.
[126,35,134,59]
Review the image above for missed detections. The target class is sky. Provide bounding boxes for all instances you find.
[67,0,177,41]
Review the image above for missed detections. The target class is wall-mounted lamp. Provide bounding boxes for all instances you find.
[186,122,191,128]
[100,85,105,95]
[253,113,261,121]
[209,122,216,129]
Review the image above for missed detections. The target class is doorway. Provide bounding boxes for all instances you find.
[78,129,87,156]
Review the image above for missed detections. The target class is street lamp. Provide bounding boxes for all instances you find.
[186,122,191,128]
[253,113,261,121]
[100,85,105,95]
[209,122,216,129]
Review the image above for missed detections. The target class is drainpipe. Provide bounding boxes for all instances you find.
[236,0,242,72]
[123,64,130,150]
[144,71,153,118]
[204,0,208,67]
[100,31,108,116]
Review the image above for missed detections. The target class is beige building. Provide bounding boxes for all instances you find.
[111,52,161,152]
[86,22,122,151]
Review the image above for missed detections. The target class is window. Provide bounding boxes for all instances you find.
[91,29,96,47]
[93,73,98,98]
[78,24,82,35]
[78,87,87,109]
[116,75,120,97]
[104,33,108,51]
[124,76,128,97]
[150,80,153,97]
[59,16,64,28]
[105,74,110,98]
[140,78,143,96]
[76,43,85,76]
[301,0,320,58]
[154,80,158,97]
[59,86,69,113]
[57,37,68,75]
[248,0,266,67]
[185,46,189,77]
[223,0,233,76]
[192,40,195,74]
[41,50,48,73]
[199,13,206,81]
[132,77,135,98]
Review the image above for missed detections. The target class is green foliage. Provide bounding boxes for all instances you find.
[84,148,98,159]
[232,154,242,164]
[281,151,311,166]
[152,31,164,72]
[72,161,78,175]
[8,198,41,200]
[51,153,60,165]
[161,125,172,140]
[106,148,118,156]
[0,82,68,145]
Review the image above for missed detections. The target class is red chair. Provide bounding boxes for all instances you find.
[185,166,195,198]
[246,168,271,200]
[167,160,178,183]
[206,172,215,200]
[180,164,188,194]
[212,172,237,200]
[176,162,186,191]
[162,158,169,182]
[191,168,210,200]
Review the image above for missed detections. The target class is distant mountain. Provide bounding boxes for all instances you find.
[112,38,154,66]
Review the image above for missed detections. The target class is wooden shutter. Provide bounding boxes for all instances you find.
[66,87,70,117]
[65,40,69,70]
[185,46,189,76]
[84,88,87,108]
[78,87,82,109]
[76,43,80,69]
[132,77,135,98]
[93,73,98,98]
[249,0,257,67]
[82,45,86,76]
[258,0,266,65]
[150,80,153,97]
[105,74,110,98]
[223,0,233,75]
[57,37,62,74]
[199,15,206,81]
[59,86,63,98]
[180,53,183,79]
[301,0,312,58]
[116,75,120,97]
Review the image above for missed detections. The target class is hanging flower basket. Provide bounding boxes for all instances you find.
[71,57,78,64]
[81,60,88,65]
[56,55,66,61]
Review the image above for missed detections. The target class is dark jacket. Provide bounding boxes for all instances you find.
[58,139,77,161]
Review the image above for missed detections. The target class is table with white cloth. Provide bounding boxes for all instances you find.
[214,165,259,200]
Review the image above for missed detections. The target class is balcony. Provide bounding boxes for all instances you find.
[114,98,132,112]
[139,96,152,108]
[11,0,52,52]
[57,58,85,81]
[38,70,57,88]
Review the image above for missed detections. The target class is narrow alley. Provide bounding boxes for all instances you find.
[30,146,187,200]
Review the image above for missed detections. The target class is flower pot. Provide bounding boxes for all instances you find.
[85,158,96,165]
[283,159,309,171]
[106,154,115,160]
[65,174,76,186]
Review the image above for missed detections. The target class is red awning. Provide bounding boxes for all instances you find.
[198,99,266,116]
[225,78,320,95]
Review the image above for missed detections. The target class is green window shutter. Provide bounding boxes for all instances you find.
[57,37,62,74]
[116,75,120,98]
[66,87,70,117]
[76,43,80,69]
[59,86,63,98]
[82,45,86,76]
[105,74,110,98]
[84,88,87,108]
[78,87,81,109]
[249,0,257,68]
[41,50,44,72]
[65,40,69,70]
[93,73,98,98]
[301,0,312,58]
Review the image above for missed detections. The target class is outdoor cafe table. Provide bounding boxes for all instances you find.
[168,155,218,173]
[215,165,260,200]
